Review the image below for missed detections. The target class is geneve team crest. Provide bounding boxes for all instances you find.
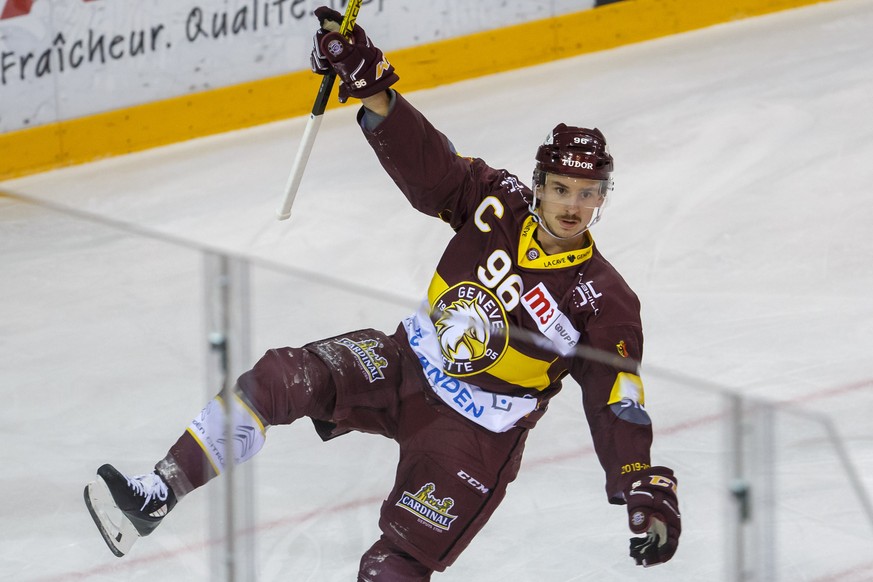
[431,282,509,377]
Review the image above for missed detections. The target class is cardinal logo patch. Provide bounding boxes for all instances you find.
[334,338,388,382]
[396,483,458,531]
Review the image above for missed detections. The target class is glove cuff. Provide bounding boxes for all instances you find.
[625,466,677,494]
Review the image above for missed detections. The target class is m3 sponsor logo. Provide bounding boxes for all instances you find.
[396,483,458,531]
[521,282,580,356]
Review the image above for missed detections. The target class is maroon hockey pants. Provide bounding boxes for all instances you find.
[159,327,529,579]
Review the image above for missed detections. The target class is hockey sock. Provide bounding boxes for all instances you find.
[188,391,267,474]
[158,389,267,496]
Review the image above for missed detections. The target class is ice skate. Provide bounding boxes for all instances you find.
[84,463,177,557]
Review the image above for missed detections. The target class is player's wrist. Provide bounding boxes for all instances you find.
[362,90,392,116]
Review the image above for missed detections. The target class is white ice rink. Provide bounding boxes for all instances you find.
[2,1,873,580]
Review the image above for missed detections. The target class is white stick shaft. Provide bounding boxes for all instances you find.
[276,112,324,220]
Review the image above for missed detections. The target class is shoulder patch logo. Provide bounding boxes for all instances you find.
[616,340,629,358]
[334,338,388,383]
[573,279,603,314]
[500,174,524,194]
[396,483,458,531]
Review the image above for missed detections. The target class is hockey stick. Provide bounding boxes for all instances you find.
[276,0,363,220]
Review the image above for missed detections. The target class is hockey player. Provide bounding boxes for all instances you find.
[85,7,681,578]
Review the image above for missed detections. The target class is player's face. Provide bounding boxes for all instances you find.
[536,173,607,240]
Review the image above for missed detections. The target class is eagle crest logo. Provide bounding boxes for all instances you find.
[435,299,490,361]
[428,282,509,377]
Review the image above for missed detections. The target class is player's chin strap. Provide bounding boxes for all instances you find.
[527,196,603,241]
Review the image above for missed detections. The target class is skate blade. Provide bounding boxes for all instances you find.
[84,478,140,557]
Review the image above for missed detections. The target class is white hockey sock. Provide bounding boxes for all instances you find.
[186,391,267,477]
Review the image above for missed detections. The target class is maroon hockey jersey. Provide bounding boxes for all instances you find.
[361,92,653,501]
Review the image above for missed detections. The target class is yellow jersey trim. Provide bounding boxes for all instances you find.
[517,216,594,269]
[608,372,646,406]
[488,347,556,390]
[185,427,221,476]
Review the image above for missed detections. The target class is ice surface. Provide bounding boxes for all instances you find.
[2,1,872,580]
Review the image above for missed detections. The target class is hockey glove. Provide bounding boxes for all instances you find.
[316,9,399,102]
[310,6,343,76]
[625,466,681,567]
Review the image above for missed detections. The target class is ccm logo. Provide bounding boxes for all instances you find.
[457,470,490,494]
